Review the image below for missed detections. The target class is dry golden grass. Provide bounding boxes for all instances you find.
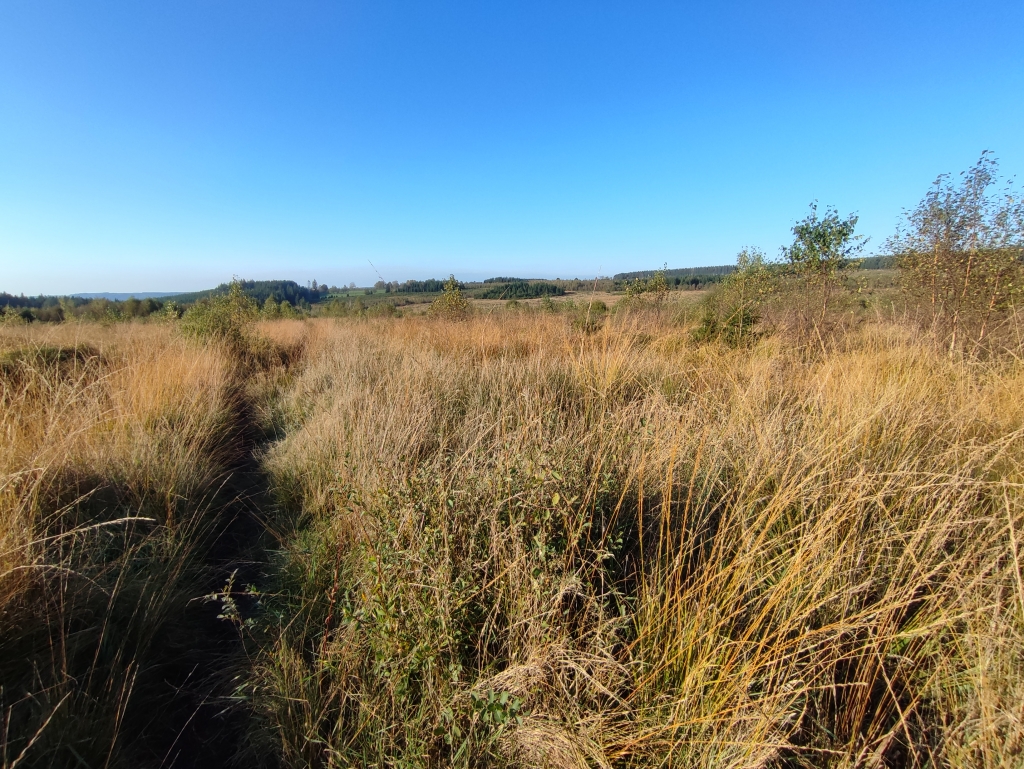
[245,311,1024,768]
[3,306,1021,767]
[1,323,232,559]
[0,322,243,767]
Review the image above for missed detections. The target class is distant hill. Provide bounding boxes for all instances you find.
[72,292,187,300]
[161,280,325,306]
[617,257,896,283]
[614,265,737,281]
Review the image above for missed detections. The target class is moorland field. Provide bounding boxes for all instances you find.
[2,161,1023,768]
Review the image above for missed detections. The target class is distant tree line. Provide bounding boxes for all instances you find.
[615,265,736,281]
[379,278,467,294]
[0,294,168,324]
[613,257,896,283]
[0,293,64,310]
[858,255,896,269]
[0,280,343,324]
[171,280,328,307]
[477,281,566,299]
[613,265,736,291]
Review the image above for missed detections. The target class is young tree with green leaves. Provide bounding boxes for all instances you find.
[887,152,1024,354]
[180,278,259,348]
[262,296,281,319]
[624,264,670,304]
[693,248,775,346]
[726,248,774,342]
[783,203,866,320]
[430,275,470,320]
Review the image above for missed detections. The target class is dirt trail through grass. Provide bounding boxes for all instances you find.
[0,322,310,768]
[142,323,314,767]
[141,385,276,767]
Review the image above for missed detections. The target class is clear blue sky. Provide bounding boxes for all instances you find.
[1,1,1022,294]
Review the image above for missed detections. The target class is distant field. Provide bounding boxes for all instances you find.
[3,264,902,325]
[469,288,705,312]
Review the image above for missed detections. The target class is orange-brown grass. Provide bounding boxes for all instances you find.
[245,312,1024,768]
[0,322,241,766]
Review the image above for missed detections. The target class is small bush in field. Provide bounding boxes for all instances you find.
[429,275,470,320]
[162,300,183,320]
[366,300,399,318]
[620,265,670,309]
[262,296,281,319]
[0,307,30,326]
[693,248,775,346]
[570,299,607,333]
[180,279,259,348]
[783,202,865,320]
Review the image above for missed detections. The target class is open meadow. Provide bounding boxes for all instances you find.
[3,279,1022,767]
[5,2,1023,765]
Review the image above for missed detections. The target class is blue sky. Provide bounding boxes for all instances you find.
[1,1,1022,294]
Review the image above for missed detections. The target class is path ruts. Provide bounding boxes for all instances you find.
[133,385,276,768]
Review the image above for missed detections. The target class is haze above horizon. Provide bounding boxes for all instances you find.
[1,1,1022,295]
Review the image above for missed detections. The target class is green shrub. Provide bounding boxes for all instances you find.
[622,265,669,304]
[429,275,470,320]
[262,296,281,319]
[692,248,775,346]
[180,279,259,350]
[570,299,607,333]
[366,300,399,318]
[162,300,183,320]
[0,307,29,326]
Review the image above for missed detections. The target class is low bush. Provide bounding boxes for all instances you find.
[180,279,260,348]
[429,275,470,320]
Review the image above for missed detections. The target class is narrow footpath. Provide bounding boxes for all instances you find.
[135,384,280,768]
